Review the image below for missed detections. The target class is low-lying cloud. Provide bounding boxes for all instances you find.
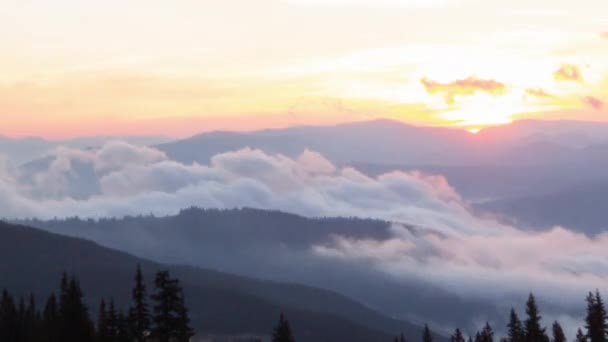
[2,141,606,326]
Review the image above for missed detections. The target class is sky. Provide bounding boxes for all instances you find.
[1,0,607,138]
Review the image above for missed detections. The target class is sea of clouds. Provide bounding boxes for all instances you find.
[1,141,606,334]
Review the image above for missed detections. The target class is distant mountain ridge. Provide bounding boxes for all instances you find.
[18,208,498,332]
[156,119,608,166]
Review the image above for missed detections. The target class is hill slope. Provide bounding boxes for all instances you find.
[0,220,437,341]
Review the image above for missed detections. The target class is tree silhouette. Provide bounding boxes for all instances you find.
[423,324,433,342]
[507,308,525,342]
[129,264,151,342]
[523,294,548,342]
[58,275,94,342]
[452,328,465,342]
[272,313,295,342]
[578,328,590,342]
[552,321,566,342]
[586,291,608,342]
[151,270,193,342]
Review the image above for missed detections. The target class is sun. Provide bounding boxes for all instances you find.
[467,128,481,134]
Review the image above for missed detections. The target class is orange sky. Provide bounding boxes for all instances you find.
[1,0,607,138]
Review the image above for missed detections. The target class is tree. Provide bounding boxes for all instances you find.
[507,308,525,342]
[175,292,194,342]
[58,275,94,342]
[41,294,60,342]
[97,299,110,342]
[0,289,17,342]
[272,313,295,342]
[552,321,566,342]
[129,265,150,342]
[578,328,589,342]
[524,294,548,342]
[479,322,494,342]
[423,324,433,342]
[394,333,407,342]
[151,270,194,342]
[587,291,608,342]
[452,328,465,342]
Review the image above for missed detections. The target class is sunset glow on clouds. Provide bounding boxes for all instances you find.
[1,0,607,137]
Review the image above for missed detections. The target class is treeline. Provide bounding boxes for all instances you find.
[0,265,193,342]
[391,292,606,342]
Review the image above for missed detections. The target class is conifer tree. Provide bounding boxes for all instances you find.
[272,313,295,342]
[423,324,433,342]
[508,308,525,342]
[59,275,95,342]
[151,270,194,342]
[117,311,132,342]
[479,322,494,342]
[595,291,608,342]
[524,294,548,342]
[97,299,110,342]
[175,292,195,342]
[130,264,150,342]
[452,328,465,342]
[585,291,608,342]
[42,294,59,342]
[552,321,566,342]
[578,328,590,342]
[0,289,17,342]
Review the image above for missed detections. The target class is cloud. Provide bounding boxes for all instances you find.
[601,32,608,40]
[525,88,553,98]
[583,96,604,111]
[553,64,583,82]
[4,141,608,323]
[421,77,507,104]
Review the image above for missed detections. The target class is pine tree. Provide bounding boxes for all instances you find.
[524,294,548,342]
[151,271,175,342]
[272,313,295,342]
[552,321,566,342]
[452,328,465,342]
[59,275,95,342]
[42,294,59,342]
[107,299,119,340]
[0,289,17,342]
[151,270,194,342]
[117,311,132,342]
[595,291,608,342]
[479,322,494,342]
[507,308,525,342]
[129,265,150,342]
[578,328,590,342]
[585,291,608,342]
[97,299,110,342]
[423,324,433,342]
[175,291,194,342]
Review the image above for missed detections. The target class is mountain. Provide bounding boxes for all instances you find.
[478,182,608,235]
[156,119,608,167]
[18,208,497,331]
[0,219,438,341]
